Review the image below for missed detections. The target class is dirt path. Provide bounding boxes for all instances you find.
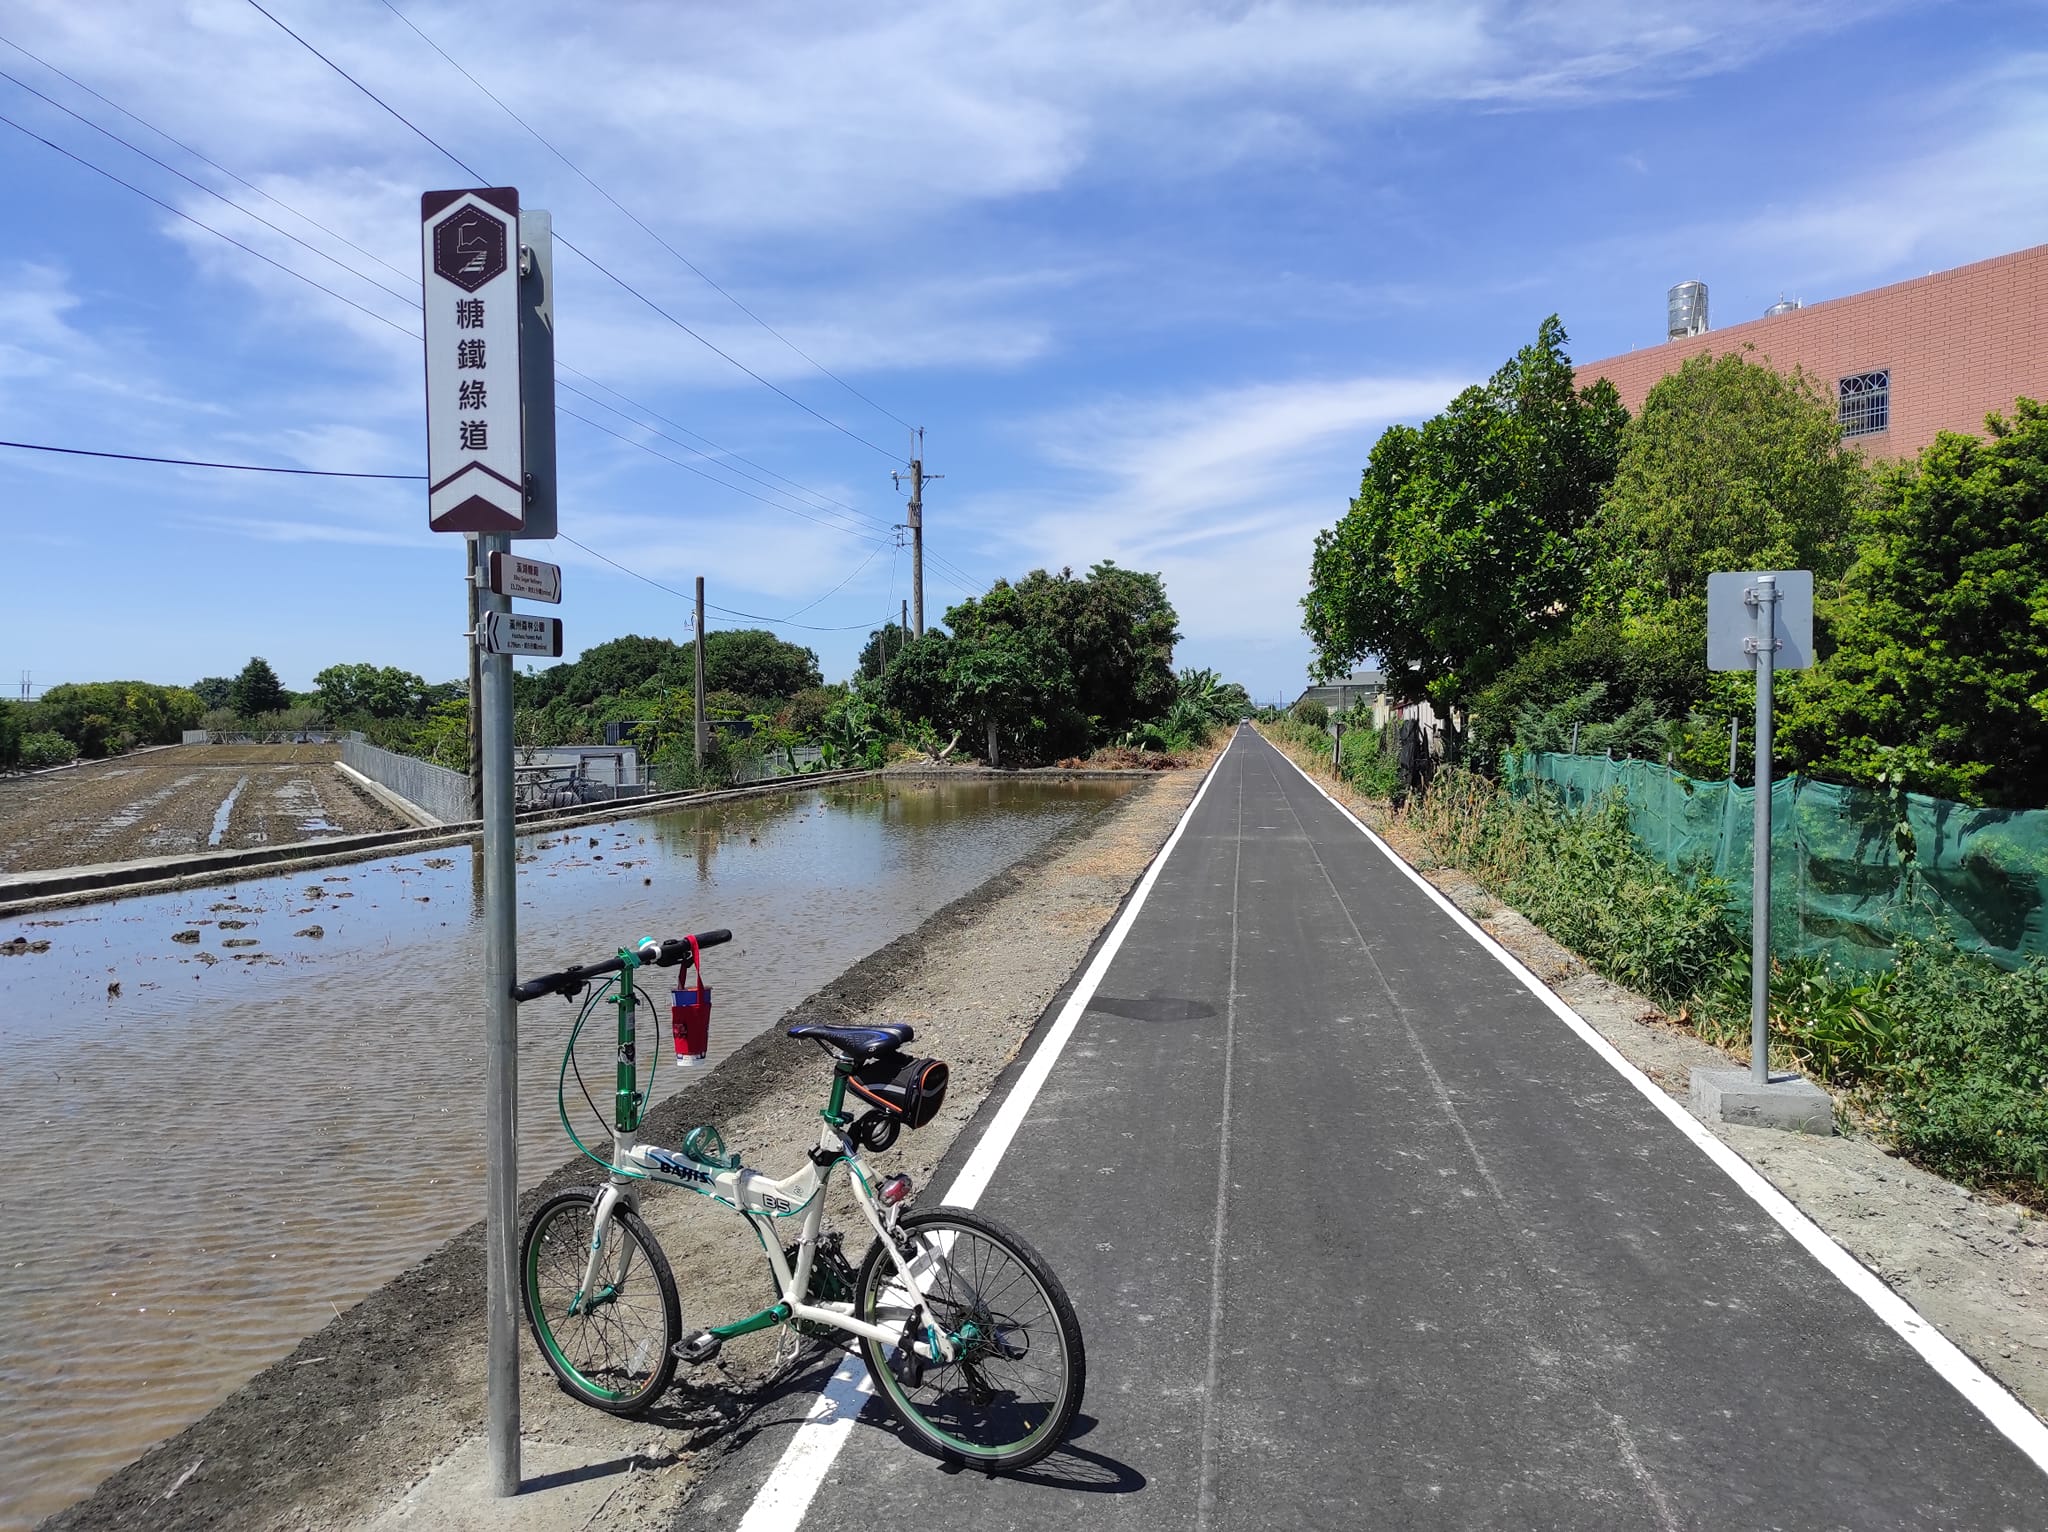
[40,761,1212,1532]
[0,748,402,874]
[1258,727,2048,1427]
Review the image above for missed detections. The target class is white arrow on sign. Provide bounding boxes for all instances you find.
[487,551,562,604]
[478,611,563,657]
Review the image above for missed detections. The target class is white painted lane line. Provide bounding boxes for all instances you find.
[1264,733,2048,1478]
[732,731,1238,1532]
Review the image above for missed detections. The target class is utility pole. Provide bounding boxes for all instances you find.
[467,538,484,820]
[694,576,708,771]
[894,431,940,637]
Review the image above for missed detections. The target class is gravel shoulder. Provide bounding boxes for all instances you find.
[39,759,1211,1532]
[1258,727,2048,1425]
[0,747,401,874]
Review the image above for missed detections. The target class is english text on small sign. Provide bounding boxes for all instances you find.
[487,551,562,604]
[478,611,563,658]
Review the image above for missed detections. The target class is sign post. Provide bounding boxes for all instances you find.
[423,186,558,1498]
[1698,570,1829,1133]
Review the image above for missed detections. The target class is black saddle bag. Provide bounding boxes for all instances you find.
[849,1054,949,1130]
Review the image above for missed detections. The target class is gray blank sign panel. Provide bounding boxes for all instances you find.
[1707,569,1813,671]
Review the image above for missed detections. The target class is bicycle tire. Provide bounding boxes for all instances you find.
[853,1205,1086,1471]
[521,1187,680,1415]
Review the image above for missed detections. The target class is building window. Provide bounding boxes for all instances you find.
[1839,370,1890,437]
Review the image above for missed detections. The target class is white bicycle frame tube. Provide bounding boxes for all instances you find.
[578,1118,957,1362]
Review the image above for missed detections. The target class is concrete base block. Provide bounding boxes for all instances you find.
[1690,1067,1835,1135]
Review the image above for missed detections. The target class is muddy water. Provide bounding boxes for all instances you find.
[0,776,1136,1530]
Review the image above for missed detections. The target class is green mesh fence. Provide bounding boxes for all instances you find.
[1509,752,2048,972]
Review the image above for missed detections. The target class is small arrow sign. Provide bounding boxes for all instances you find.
[487,551,562,604]
[478,611,563,657]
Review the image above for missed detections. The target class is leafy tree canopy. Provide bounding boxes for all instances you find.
[518,630,822,711]
[1778,398,2048,805]
[191,676,234,710]
[945,561,1178,748]
[26,682,202,757]
[314,662,428,721]
[858,622,913,681]
[230,657,289,717]
[1587,348,1864,623]
[1302,316,1627,717]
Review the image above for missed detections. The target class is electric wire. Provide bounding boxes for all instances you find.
[3,43,898,542]
[3,96,894,555]
[556,536,890,631]
[0,439,423,478]
[0,109,417,339]
[243,0,902,461]
[376,0,917,435]
[0,29,418,288]
[0,64,423,314]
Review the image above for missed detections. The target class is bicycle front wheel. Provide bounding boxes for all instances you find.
[522,1187,680,1414]
[854,1206,1085,1471]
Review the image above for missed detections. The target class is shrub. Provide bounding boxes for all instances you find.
[1290,699,1329,729]
[1874,941,2048,1197]
[20,731,79,768]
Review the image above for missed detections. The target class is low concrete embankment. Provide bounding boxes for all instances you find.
[0,768,878,916]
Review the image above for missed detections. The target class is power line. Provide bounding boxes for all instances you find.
[376,0,917,436]
[0,438,423,478]
[0,64,421,312]
[0,109,417,338]
[243,0,901,461]
[559,407,889,547]
[3,94,899,549]
[0,28,417,288]
[556,536,888,631]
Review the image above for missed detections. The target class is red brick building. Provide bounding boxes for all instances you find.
[1574,244,2048,458]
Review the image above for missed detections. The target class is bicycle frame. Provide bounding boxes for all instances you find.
[561,946,958,1364]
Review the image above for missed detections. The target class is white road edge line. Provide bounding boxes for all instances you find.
[732,733,1237,1532]
[1266,734,2048,1478]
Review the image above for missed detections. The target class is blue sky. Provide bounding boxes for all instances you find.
[2,1,2043,706]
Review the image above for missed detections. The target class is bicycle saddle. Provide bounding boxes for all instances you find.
[786,1022,914,1060]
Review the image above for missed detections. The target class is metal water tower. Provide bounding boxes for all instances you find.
[1667,280,1709,338]
[1764,294,1802,317]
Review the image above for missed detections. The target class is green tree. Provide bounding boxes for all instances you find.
[314,662,428,721]
[230,657,289,717]
[0,700,21,768]
[702,629,822,701]
[27,682,202,756]
[946,629,1075,766]
[1302,316,1627,733]
[858,622,912,681]
[1778,399,2048,805]
[1588,349,1864,621]
[946,562,1178,749]
[191,676,234,710]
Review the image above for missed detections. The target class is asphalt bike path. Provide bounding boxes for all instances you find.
[693,728,2047,1531]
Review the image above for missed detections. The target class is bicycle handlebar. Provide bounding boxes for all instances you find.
[512,929,731,1003]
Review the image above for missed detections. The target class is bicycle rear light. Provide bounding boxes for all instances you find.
[878,1173,913,1206]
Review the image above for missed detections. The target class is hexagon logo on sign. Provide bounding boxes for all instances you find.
[432,209,507,293]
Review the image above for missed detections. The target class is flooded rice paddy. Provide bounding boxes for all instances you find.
[0,775,1136,1530]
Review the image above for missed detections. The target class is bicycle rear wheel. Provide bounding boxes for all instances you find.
[854,1206,1085,1471]
[522,1187,680,1414]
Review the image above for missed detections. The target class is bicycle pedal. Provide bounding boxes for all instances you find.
[674,1330,723,1365]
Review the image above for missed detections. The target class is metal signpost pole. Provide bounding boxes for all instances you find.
[694,577,708,771]
[1748,575,1778,1086]
[477,530,520,1493]
[422,186,544,1497]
